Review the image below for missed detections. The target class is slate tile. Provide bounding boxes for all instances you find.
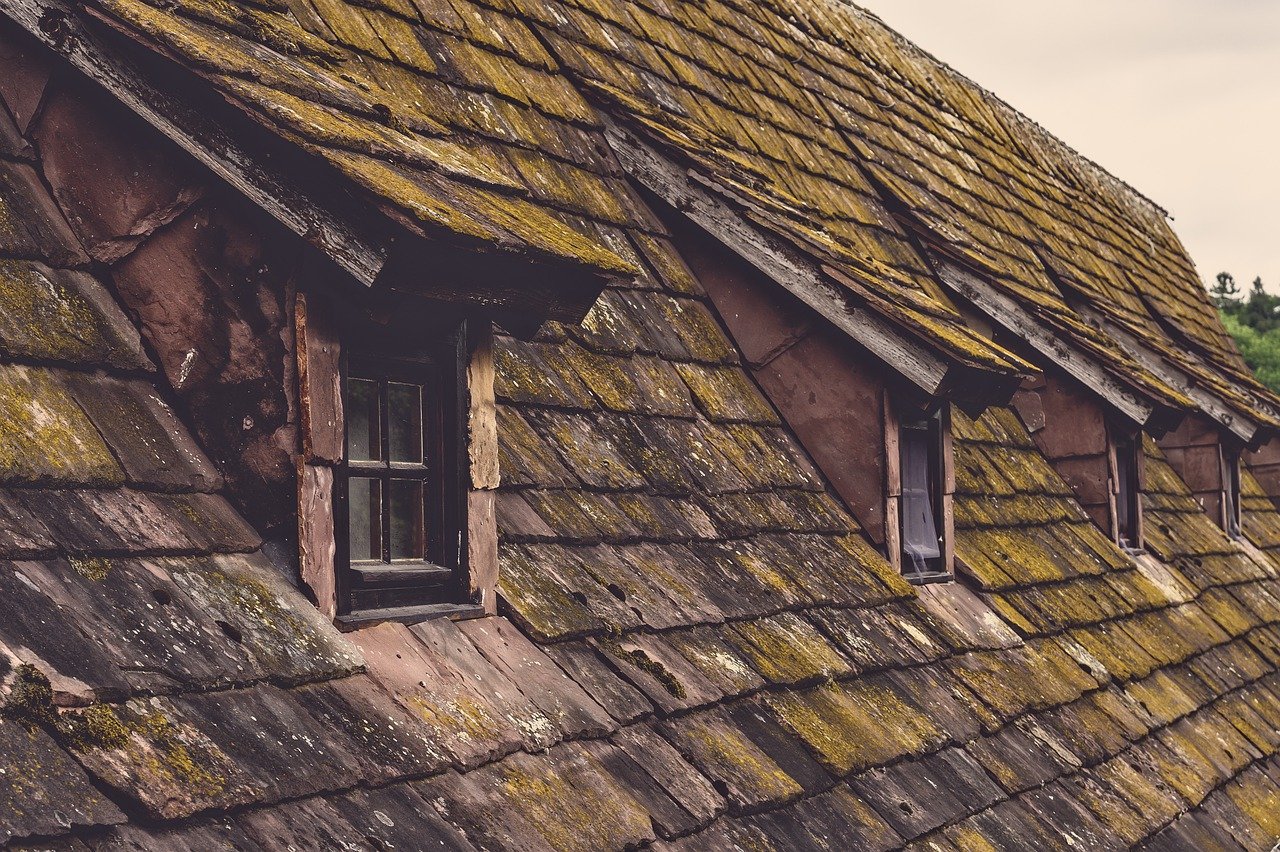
[495,406,579,488]
[94,819,258,851]
[724,611,854,685]
[593,630,725,714]
[661,705,807,813]
[0,560,134,700]
[0,160,87,266]
[0,719,124,845]
[965,718,1078,796]
[742,786,903,852]
[763,678,946,777]
[323,784,477,850]
[723,698,836,797]
[66,676,433,820]
[849,756,972,840]
[0,365,124,487]
[664,625,765,700]
[495,489,557,540]
[577,735,710,840]
[523,409,648,490]
[15,487,255,557]
[163,552,363,686]
[424,744,657,852]
[499,543,639,641]
[1017,779,1129,851]
[611,722,726,832]
[0,489,55,557]
[233,793,396,851]
[66,376,220,492]
[458,615,615,741]
[0,262,148,369]
[351,621,525,769]
[541,640,654,725]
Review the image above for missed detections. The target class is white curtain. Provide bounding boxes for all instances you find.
[901,426,941,577]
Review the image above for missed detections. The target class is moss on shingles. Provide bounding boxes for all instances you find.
[0,364,124,487]
[70,556,113,582]
[0,262,138,367]
[597,638,686,699]
[2,664,55,729]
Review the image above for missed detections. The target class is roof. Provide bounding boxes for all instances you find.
[4,0,1280,849]
[16,0,1270,427]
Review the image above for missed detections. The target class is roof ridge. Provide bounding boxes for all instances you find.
[836,0,1172,220]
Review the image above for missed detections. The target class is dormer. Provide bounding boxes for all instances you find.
[1013,369,1147,550]
[1160,415,1243,538]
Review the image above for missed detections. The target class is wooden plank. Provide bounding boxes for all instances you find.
[606,120,950,397]
[335,602,485,629]
[468,489,498,615]
[467,321,498,490]
[1072,302,1263,446]
[350,563,453,586]
[934,260,1156,427]
[3,0,389,285]
[297,462,337,619]
[295,290,344,464]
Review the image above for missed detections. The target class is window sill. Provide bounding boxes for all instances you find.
[335,602,486,631]
[905,571,954,587]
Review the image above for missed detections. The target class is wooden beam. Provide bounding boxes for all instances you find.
[934,261,1156,428]
[605,120,951,397]
[3,0,390,285]
[1073,303,1262,447]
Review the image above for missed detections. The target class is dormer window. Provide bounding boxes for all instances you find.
[292,290,489,627]
[338,346,467,616]
[1224,447,1242,539]
[893,403,953,583]
[1112,428,1143,550]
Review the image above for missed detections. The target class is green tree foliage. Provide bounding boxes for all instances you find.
[1216,273,1280,391]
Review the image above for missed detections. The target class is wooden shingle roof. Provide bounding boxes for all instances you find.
[4,0,1280,849]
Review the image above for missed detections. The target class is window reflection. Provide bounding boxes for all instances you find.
[388,383,424,464]
[389,480,425,561]
[347,378,381,461]
[348,477,381,562]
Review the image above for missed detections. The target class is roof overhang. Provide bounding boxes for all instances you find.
[932,260,1185,434]
[606,120,1027,412]
[4,0,613,335]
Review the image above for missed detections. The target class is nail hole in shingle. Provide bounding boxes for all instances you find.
[607,583,627,602]
[152,589,172,606]
[899,802,913,815]
[712,779,730,798]
[571,591,589,606]
[217,620,243,644]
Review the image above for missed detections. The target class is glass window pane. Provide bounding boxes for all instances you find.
[389,480,425,561]
[900,422,941,577]
[347,378,381,462]
[348,477,382,562]
[388,383,424,464]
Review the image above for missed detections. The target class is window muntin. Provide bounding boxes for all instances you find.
[900,410,947,581]
[337,345,465,615]
[1224,448,1242,539]
[1114,430,1141,549]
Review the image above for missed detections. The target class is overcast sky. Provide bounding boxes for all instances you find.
[857,1,1280,294]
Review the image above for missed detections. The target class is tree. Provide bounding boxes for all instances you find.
[1216,273,1280,392]
[1212,271,1240,309]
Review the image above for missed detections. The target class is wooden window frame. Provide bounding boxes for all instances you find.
[887,396,954,584]
[1223,446,1242,540]
[333,325,471,621]
[1110,425,1144,551]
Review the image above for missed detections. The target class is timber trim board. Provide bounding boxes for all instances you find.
[609,119,973,400]
[1073,302,1266,448]
[3,0,394,286]
[933,259,1168,430]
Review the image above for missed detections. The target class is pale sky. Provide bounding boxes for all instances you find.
[857,0,1280,295]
